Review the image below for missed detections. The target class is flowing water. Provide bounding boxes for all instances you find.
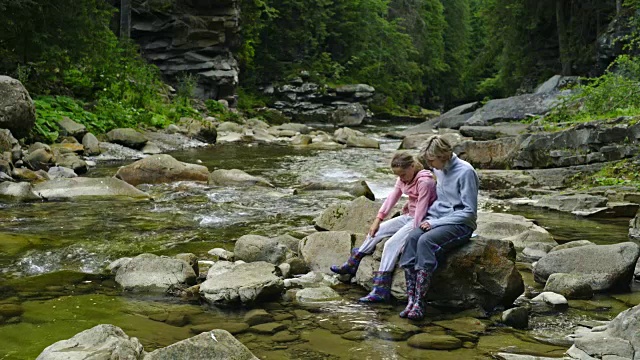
[0,123,636,359]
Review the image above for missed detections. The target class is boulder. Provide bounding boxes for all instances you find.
[0,129,19,153]
[105,128,148,149]
[567,303,640,359]
[543,273,593,299]
[115,154,209,186]
[455,137,519,169]
[355,237,523,311]
[533,242,640,291]
[199,261,284,305]
[294,180,375,201]
[333,127,364,144]
[294,286,341,304]
[33,177,150,200]
[299,231,354,276]
[331,103,366,126]
[314,196,381,233]
[57,117,87,140]
[209,169,274,187]
[217,122,244,133]
[535,194,608,212]
[345,135,379,149]
[466,92,566,126]
[233,235,289,265]
[549,240,595,253]
[275,123,311,134]
[502,307,529,329]
[0,76,35,138]
[81,133,101,156]
[114,253,197,292]
[35,324,144,360]
[0,182,39,201]
[144,330,259,360]
[475,212,557,250]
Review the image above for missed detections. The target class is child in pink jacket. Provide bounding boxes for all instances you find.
[330,151,436,302]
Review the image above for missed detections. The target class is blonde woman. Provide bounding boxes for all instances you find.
[330,152,436,303]
[398,135,478,320]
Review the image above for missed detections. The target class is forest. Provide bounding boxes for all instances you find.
[0,0,638,138]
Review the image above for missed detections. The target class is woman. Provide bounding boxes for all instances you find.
[398,135,479,320]
[330,152,436,303]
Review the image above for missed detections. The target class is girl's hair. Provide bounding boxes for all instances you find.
[391,152,423,170]
[420,135,452,160]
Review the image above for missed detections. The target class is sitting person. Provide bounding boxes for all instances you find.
[330,151,436,302]
[399,135,479,319]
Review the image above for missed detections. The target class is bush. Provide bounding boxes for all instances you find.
[545,55,640,127]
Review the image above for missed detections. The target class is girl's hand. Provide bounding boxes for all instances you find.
[369,218,381,237]
[420,221,431,231]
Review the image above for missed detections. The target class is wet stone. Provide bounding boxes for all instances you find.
[250,322,287,334]
[374,323,422,341]
[273,313,294,321]
[341,330,368,341]
[407,334,463,350]
[272,330,300,343]
[293,309,312,320]
[166,313,189,327]
[433,317,487,334]
[0,304,23,319]
[244,309,273,326]
[190,322,250,335]
[148,312,169,322]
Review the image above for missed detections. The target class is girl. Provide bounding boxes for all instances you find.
[399,135,478,320]
[330,151,436,303]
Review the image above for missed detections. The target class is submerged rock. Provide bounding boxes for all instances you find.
[115,154,210,186]
[114,253,197,292]
[199,261,284,305]
[209,169,274,187]
[33,177,150,200]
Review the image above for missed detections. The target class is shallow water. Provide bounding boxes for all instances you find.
[0,124,637,359]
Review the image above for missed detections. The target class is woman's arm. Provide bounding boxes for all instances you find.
[427,169,478,229]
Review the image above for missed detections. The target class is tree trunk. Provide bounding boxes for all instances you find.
[120,0,131,38]
[556,0,571,75]
[617,0,622,16]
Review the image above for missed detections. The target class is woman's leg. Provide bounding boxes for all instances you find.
[414,224,473,272]
[398,227,426,269]
[407,224,473,320]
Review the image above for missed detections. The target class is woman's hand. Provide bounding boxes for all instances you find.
[420,221,431,231]
[369,218,382,237]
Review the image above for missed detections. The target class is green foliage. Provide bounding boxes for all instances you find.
[544,55,640,128]
[571,159,640,190]
[0,0,201,141]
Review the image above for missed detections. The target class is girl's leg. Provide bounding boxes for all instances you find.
[358,215,412,254]
[331,215,411,275]
[359,217,414,303]
[377,219,414,272]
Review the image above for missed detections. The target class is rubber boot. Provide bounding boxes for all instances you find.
[330,248,366,275]
[399,268,417,318]
[359,271,393,303]
[407,269,432,320]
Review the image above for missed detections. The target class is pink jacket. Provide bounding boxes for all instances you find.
[376,169,437,228]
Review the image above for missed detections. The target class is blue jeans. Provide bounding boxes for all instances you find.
[399,224,473,272]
